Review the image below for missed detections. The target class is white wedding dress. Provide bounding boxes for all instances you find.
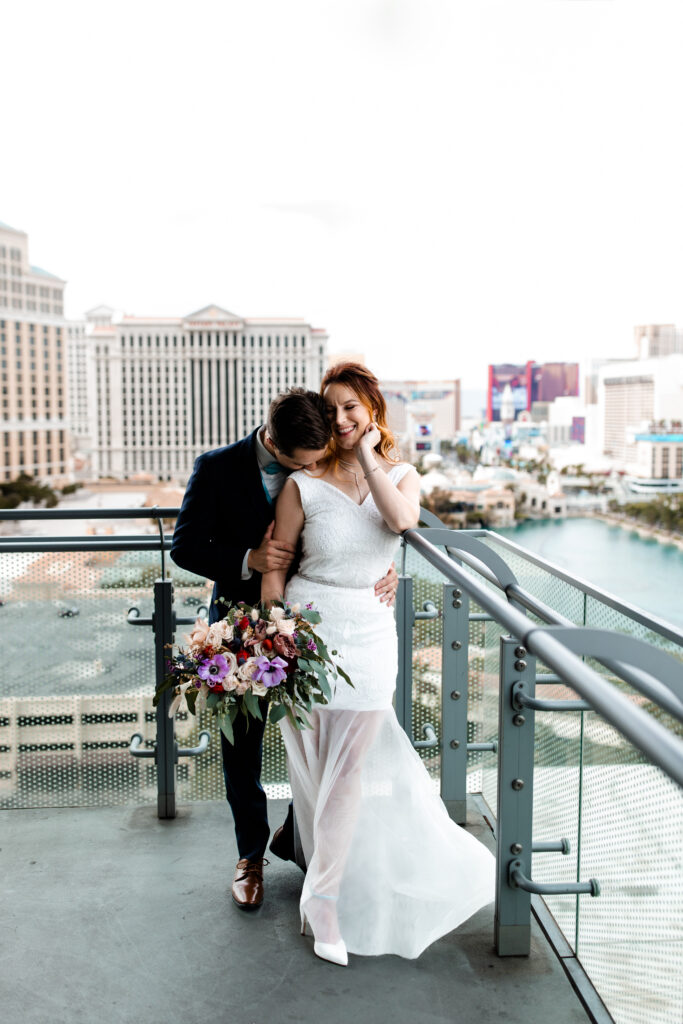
[282,465,495,959]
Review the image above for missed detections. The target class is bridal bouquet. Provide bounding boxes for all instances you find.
[154,599,351,744]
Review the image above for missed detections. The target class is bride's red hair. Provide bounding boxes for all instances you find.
[320,362,400,470]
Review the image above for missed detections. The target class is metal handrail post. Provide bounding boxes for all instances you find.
[153,578,176,819]
[441,582,469,824]
[495,636,537,956]
[395,574,414,737]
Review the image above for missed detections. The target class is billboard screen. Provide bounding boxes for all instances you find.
[488,364,529,421]
[530,363,579,403]
[570,416,585,444]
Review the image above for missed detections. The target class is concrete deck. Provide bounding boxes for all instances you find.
[2,799,590,1024]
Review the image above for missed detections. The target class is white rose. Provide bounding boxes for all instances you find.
[206,621,233,647]
[269,606,286,623]
[277,618,297,636]
[220,650,238,681]
[237,656,259,682]
[250,678,268,697]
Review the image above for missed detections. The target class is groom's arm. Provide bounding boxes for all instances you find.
[171,455,248,583]
[375,562,398,608]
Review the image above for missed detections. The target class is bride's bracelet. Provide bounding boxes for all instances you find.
[364,465,379,479]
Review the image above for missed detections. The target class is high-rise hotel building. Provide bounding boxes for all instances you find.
[0,221,70,483]
[87,304,328,480]
[597,353,683,466]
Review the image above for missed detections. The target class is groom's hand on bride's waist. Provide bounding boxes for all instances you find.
[248,522,296,574]
[375,562,398,608]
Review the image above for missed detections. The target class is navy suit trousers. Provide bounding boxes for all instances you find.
[220,706,270,862]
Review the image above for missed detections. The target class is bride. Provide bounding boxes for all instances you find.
[262,363,494,965]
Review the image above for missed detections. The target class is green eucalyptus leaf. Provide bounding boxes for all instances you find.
[284,703,299,729]
[269,702,287,725]
[299,608,322,624]
[335,664,353,687]
[219,715,234,745]
[243,690,263,721]
[308,660,331,700]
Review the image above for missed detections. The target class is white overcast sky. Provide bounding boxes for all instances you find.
[2,0,682,390]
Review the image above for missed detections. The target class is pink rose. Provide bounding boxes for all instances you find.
[206,620,233,647]
[187,617,209,652]
[273,633,297,659]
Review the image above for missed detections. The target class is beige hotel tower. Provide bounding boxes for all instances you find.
[0,221,70,484]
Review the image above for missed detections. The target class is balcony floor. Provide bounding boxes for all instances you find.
[2,798,590,1024]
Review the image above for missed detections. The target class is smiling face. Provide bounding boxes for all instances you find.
[323,382,374,451]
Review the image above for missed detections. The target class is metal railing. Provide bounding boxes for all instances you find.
[396,527,682,962]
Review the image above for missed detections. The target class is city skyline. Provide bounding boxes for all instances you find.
[2,2,683,390]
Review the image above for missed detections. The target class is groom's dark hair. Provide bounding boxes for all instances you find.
[267,388,331,456]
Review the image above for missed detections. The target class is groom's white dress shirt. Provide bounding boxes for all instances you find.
[240,426,288,580]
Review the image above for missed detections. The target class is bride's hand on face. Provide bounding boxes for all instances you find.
[356,421,381,453]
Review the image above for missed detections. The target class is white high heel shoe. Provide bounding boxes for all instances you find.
[300,907,348,966]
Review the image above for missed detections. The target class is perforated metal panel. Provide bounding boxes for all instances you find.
[0,548,157,808]
[409,548,444,780]
[577,721,683,1024]
[0,548,291,808]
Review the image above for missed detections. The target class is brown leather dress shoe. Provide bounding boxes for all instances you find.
[231,858,266,910]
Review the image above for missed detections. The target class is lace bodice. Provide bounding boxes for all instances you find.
[289,464,412,588]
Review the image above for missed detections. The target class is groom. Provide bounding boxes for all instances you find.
[171,388,397,911]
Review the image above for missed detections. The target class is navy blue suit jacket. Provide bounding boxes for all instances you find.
[171,429,274,624]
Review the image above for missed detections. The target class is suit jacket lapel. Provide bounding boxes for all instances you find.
[244,427,273,522]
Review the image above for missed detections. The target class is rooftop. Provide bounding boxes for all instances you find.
[1,798,591,1024]
[29,264,64,281]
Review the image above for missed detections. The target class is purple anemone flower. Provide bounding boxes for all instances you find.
[253,655,288,688]
[197,654,229,688]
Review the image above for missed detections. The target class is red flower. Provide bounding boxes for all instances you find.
[214,683,224,693]
[262,638,273,651]
[238,616,250,631]
[236,649,249,665]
